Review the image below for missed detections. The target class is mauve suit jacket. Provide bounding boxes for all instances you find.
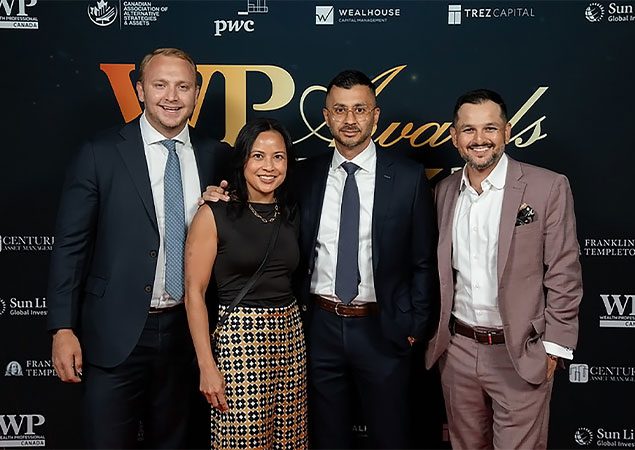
[47,118,230,368]
[425,156,583,384]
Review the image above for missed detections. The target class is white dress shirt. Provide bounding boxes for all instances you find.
[310,141,377,304]
[139,112,201,307]
[451,154,572,359]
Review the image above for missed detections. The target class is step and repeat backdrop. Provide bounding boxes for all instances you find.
[1,0,634,448]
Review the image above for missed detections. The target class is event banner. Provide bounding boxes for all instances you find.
[1,1,634,448]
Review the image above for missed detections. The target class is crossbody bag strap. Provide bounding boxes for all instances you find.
[215,218,282,329]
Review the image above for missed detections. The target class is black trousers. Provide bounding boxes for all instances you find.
[82,307,196,449]
[308,307,412,449]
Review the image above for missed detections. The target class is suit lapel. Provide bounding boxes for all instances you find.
[497,157,526,282]
[306,153,331,270]
[117,120,159,233]
[439,172,462,282]
[371,151,395,272]
[190,131,211,191]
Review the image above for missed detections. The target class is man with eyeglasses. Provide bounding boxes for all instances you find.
[294,70,437,448]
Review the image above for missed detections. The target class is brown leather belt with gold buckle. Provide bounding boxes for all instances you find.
[312,295,378,318]
[451,317,505,345]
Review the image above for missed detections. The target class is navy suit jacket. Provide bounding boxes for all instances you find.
[47,118,230,368]
[294,148,437,353]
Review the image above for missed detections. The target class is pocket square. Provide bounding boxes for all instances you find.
[516,203,535,226]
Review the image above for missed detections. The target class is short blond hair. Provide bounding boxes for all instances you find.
[137,48,198,84]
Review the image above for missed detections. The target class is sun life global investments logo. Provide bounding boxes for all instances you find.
[214,0,268,37]
[585,3,605,22]
[0,235,53,253]
[0,0,38,30]
[599,294,635,328]
[88,0,117,26]
[0,296,48,317]
[316,5,334,25]
[0,414,46,447]
[575,427,594,446]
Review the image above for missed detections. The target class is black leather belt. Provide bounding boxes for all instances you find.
[312,295,378,318]
[451,317,505,345]
[148,303,184,315]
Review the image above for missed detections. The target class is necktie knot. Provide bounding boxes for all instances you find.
[160,139,177,153]
[341,161,359,176]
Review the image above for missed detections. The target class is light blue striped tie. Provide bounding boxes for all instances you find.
[161,139,185,301]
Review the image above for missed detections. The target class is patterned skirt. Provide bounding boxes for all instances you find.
[211,301,308,450]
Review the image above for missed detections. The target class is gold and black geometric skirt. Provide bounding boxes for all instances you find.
[211,302,308,449]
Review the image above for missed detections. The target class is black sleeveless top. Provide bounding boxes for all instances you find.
[205,201,299,307]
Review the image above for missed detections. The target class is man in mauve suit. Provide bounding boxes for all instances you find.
[425,89,582,449]
[294,70,437,448]
[47,48,229,448]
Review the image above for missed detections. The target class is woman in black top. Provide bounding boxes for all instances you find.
[185,118,307,449]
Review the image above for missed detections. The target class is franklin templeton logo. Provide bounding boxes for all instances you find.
[0,296,47,318]
[599,294,635,328]
[0,235,53,252]
[5,361,23,376]
[570,363,635,383]
[582,238,635,257]
[0,414,46,447]
[0,0,38,30]
[574,427,635,447]
[4,360,56,377]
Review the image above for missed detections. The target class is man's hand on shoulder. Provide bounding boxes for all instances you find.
[52,329,83,383]
[199,180,230,205]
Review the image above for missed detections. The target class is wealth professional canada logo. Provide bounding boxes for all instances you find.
[87,0,118,27]
[0,414,46,447]
[599,294,635,328]
[0,0,38,30]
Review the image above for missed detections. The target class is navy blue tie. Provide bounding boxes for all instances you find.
[161,139,185,301]
[335,162,361,304]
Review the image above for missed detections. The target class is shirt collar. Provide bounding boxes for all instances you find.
[330,140,376,174]
[460,153,508,192]
[139,111,191,148]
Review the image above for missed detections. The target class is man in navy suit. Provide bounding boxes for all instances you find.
[47,48,229,448]
[295,70,437,448]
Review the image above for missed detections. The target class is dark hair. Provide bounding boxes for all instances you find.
[228,118,296,223]
[326,69,376,100]
[452,89,508,126]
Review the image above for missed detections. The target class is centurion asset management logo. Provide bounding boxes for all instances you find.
[570,363,635,383]
[0,235,53,252]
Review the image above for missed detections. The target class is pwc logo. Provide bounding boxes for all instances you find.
[214,0,269,37]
